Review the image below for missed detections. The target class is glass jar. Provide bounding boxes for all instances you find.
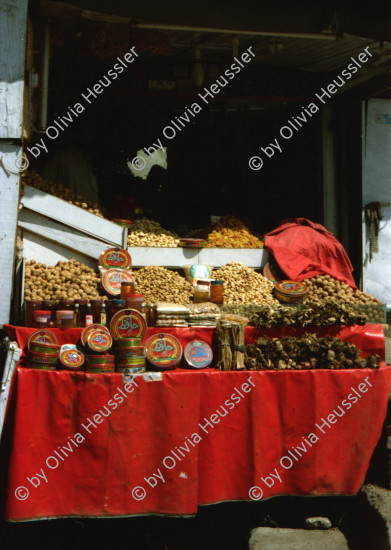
[33,310,52,328]
[90,299,103,324]
[125,293,144,312]
[210,280,224,305]
[58,299,74,311]
[25,300,42,327]
[74,299,88,327]
[42,300,57,327]
[194,280,210,303]
[56,310,74,329]
[120,281,135,302]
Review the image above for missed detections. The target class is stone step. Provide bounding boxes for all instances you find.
[249,527,349,550]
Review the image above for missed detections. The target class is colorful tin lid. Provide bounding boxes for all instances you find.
[60,344,77,354]
[274,280,309,303]
[263,261,285,284]
[184,340,213,369]
[145,333,182,369]
[27,330,58,350]
[179,238,206,248]
[102,269,135,296]
[60,349,85,370]
[99,248,132,270]
[81,324,109,346]
[87,330,113,353]
[110,309,147,340]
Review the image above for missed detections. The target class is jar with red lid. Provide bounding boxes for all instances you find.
[25,300,42,327]
[125,294,144,312]
[42,300,57,327]
[33,310,52,328]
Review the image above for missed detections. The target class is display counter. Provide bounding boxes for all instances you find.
[2,324,390,520]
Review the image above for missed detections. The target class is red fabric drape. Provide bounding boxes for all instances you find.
[264,218,357,288]
[2,325,389,520]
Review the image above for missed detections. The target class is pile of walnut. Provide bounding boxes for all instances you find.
[133,266,193,304]
[127,218,180,247]
[245,333,380,370]
[212,262,277,305]
[22,172,104,217]
[24,259,101,300]
[304,275,378,304]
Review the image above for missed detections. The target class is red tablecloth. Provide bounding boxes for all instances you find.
[2,325,390,521]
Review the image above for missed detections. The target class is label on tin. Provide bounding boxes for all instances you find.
[145,333,182,369]
[102,269,135,296]
[87,330,112,352]
[81,324,109,346]
[100,248,132,269]
[28,330,58,350]
[60,349,84,369]
[275,280,308,296]
[110,309,147,340]
[184,340,213,368]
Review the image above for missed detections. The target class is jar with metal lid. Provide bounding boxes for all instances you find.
[25,300,42,327]
[210,280,224,305]
[42,300,57,327]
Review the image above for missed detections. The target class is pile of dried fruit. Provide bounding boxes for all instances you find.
[24,259,101,300]
[245,299,368,327]
[245,333,380,370]
[204,215,263,248]
[127,218,180,247]
[211,262,277,304]
[21,172,104,217]
[133,266,193,304]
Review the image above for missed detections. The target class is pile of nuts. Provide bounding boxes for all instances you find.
[127,218,180,247]
[24,259,102,300]
[304,275,379,304]
[212,262,277,304]
[186,215,264,248]
[133,266,193,304]
[22,172,105,217]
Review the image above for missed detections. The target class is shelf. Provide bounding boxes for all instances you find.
[128,247,268,268]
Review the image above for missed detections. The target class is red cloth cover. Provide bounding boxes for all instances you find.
[2,325,389,521]
[264,218,357,288]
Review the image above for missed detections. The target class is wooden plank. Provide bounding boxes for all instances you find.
[0,144,22,327]
[18,208,113,259]
[20,185,126,246]
[128,247,268,268]
[0,0,28,138]
[22,231,97,269]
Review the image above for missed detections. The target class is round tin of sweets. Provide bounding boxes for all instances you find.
[102,269,135,297]
[85,365,115,374]
[27,362,56,371]
[115,337,142,348]
[59,349,85,370]
[145,333,182,370]
[179,238,206,248]
[274,280,308,303]
[28,350,58,364]
[29,341,60,354]
[263,261,285,284]
[116,356,145,367]
[80,324,109,346]
[116,366,145,375]
[184,340,213,369]
[27,330,57,350]
[60,344,77,354]
[116,346,144,358]
[86,330,113,353]
[110,309,147,340]
[85,354,115,365]
[99,248,132,270]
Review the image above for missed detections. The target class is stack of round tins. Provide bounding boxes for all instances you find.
[27,330,59,370]
[184,340,213,368]
[99,248,132,270]
[274,280,309,303]
[81,324,110,346]
[60,349,85,371]
[110,309,147,340]
[145,333,182,370]
[115,337,146,374]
